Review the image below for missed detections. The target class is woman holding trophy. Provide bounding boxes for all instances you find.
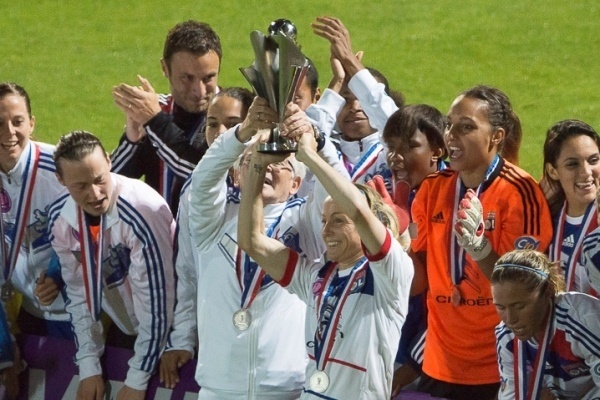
[238,102,414,398]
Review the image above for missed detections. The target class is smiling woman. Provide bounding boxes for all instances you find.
[237,108,414,397]
[0,84,34,174]
[0,82,75,397]
[542,120,600,295]
[409,85,553,400]
[492,249,600,400]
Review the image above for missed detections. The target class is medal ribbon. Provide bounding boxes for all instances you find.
[236,247,267,310]
[1,143,40,282]
[77,208,104,321]
[235,202,290,310]
[348,142,383,182]
[313,257,368,372]
[550,201,597,291]
[450,155,499,289]
[514,303,554,400]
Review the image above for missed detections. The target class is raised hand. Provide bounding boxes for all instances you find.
[112,75,162,126]
[237,97,277,143]
[365,175,410,233]
[312,16,364,80]
[454,189,491,261]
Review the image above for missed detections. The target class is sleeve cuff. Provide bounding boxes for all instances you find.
[362,229,392,262]
[317,89,345,116]
[348,69,381,98]
[124,367,152,391]
[77,356,103,381]
[278,249,299,287]
[143,110,171,130]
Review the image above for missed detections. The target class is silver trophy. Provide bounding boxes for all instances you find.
[240,20,309,153]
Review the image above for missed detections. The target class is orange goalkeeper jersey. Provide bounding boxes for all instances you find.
[411,158,553,385]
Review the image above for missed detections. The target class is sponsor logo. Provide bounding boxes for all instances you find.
[515,236,540,250]
[562,234,575,248]
[435,295,493,306]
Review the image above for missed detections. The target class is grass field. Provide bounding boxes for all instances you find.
[3,0,599,178]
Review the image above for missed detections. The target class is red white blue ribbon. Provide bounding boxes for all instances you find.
[550,201,597,291]
[236,247,267,310]
[235,203,289,310]
[348,142,383,183]
[514,303,554,400]
[1,143,40,282]
[313,257,368,372]
[77,208,104,321]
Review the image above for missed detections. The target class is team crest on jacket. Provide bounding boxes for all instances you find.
[484,211,496,231]
[350,269,367,293]
[69,244,131,288]
[2,206,51,251]
[105,244,131,288]
[30,208,52,249]
[275,226,302,255]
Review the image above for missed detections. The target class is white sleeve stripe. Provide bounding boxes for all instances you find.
[145,127,195,178]
[110,142,139,172]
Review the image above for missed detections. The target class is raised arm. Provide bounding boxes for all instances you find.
[237,148,292,282]
[112,76,203,178]
[282,103,388,255]
[313,16,398,134]
[312,16,365,80]
[189,97,276,251]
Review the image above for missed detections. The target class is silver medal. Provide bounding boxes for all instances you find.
[1,282,15,301]
[309,370,329,393]
[233,309,252,331]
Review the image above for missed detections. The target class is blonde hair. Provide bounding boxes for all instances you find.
[491,250,565,295]
[355,183,400,239]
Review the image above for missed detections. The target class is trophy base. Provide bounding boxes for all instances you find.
[257,142,298,154]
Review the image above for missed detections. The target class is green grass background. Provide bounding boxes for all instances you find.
[3,0,599,178]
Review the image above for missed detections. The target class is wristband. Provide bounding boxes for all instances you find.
[313,125,326,151]
[465,236,492,261]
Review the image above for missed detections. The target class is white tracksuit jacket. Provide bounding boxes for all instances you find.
[0,141,69,320]
[185,126,348,399]
[48,173,175,390]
